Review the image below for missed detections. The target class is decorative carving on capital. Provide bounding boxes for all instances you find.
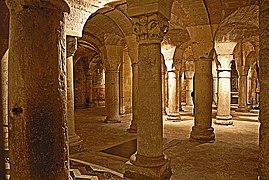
[67,36,77,57]
[132,13,169,43]
[104,56,122,71]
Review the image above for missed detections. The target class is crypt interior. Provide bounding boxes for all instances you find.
[1,0,269,179]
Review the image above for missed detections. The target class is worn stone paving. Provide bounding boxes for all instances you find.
[73,106,260,180]
[70,159,124,180]
[4,106,259,179]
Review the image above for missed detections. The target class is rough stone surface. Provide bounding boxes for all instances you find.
[7,1,69,178]
[259,1,269,179]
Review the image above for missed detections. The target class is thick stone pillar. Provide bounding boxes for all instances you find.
[175,62,183,111]
[190,58,215,142]
[104,45,123,123]
[236,74,248,112]
[126,35,138,133]
[259,1,269,178]
[215,42,236,125]
[119,64,124,114]
[125,13,172,180]
[0,0,9,178]
[162,44,180,120]
[212,61,218,106]
[105,70,120,123]
[85,72,93,106]
[216,68,232,123]
[66,36,83,154]
[6,0,70,178]
[185,71,194,106]
[119,49,132,115]
[249,68,258,106]
[161,62,167,114]
[165,69,169,112]
[128,62,138,132]
[167,69,180,120]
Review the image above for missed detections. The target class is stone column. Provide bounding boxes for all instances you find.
[0,0,9,178]
[6,0,70,178]
[126,35,138,133]
[249,68,258,106]
[236,74,249,112]
[161,62,167,114]
[259,1,269,178]
[215,42,236,125]
[162,44,180,120]
[66,36,83,154]
[128,62,138,132]
[119,64,124,114]
[105,70,120,123]
[212,61,218,107]
[175,62,183,111]
[190,58,215,142]
[165,69,169,112]
[85,72,93,106]
[125,13,172,180]
[104,45,123,123]
[185,71,194,106]
[167,69,180,120]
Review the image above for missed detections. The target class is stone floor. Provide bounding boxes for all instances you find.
[71,106,259,180]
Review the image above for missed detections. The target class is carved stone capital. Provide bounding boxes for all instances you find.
[6,0,70,13]
[67,36,77,57]
[104,56,122,71]
[132,13,168,44]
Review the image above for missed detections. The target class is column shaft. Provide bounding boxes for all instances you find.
[190,59,215,142]
[167,70,180,120]
[66,38,83,153]
[259,1,269,178]
[185,75,194,106]
[177,73,183,111]
[162,68,166,114]
[105,70,120,123]
[236,75,248,112]
[85,74,93,106]
[7,1,69,178]
[135,44,164,159]
[216,69,233,124]
[128,63,138,132]
[119,64,124,114]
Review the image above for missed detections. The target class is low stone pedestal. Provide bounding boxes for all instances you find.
[235,106,250,112]
[124,159,171,180]
[167,114,181,121]
[215,116,233,125]
[69,134,85,154]
[104,118,121,123]
[190,127,215,143]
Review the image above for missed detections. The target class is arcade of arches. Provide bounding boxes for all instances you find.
[1,0,269,179]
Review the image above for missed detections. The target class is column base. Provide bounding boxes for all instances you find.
[124,154,172,180]
[215,115,233,125]
[104,117,121,123]
[127,122,137,133]
[69,134,85,154]
[190,127,215,143]
[235,106,250,112]
[167,114,181,121]
[183,105,193,112]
